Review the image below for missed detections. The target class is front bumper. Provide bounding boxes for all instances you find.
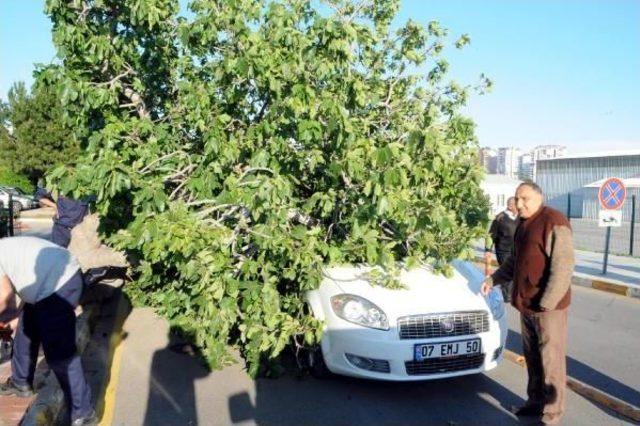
[320,315,507,381]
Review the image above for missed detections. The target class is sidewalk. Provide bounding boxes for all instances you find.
[0,362,35,426]
[0,357,48,426]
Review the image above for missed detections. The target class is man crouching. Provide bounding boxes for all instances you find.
[0,236,97,426]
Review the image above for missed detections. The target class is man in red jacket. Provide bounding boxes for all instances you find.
[481,182,574,425]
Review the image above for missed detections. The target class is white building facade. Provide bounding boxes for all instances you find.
[497,147,520,179]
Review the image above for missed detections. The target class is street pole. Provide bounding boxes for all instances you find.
[8,193,13,237]
[631,195,636,256]
[603,226,611,275]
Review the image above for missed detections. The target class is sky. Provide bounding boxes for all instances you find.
[1,0,639,154]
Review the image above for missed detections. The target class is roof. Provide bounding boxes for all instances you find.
[584,176,640,189]
[482,174,523,185]
[539,149,640,162]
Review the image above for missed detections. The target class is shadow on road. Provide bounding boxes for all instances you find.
[142,332,209,426]
[228,361,524,425]
[506,329,640,408]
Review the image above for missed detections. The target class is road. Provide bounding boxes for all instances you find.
[506,285,640,408]
[106,284,640,425]
[14,218,52,240]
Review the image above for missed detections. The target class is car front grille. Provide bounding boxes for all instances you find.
[405,353,485,376]
[397,310,489,339]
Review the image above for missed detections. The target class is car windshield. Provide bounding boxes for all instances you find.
[5,187,26,195]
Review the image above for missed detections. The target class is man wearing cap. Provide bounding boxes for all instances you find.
[481,182,574,425]
[0,236,96,426]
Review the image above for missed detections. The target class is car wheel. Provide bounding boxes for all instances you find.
[308,346,331,379]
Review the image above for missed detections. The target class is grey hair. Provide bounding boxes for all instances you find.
[517,181,543,195]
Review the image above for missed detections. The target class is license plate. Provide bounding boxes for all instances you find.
[414,338,481,361]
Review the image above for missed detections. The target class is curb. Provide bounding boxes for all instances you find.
[96,293,130,425]
[20,304,100,426]
[504,350,640,423]
[474,256,640,300]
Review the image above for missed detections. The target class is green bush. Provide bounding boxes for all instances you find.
[0,168,34,194]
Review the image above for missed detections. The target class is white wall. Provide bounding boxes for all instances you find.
[480,178,521,216]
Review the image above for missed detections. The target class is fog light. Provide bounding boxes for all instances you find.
[345,353,390,373]
[493,346,503,361]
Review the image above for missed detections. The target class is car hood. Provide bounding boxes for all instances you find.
[321,260,489,319]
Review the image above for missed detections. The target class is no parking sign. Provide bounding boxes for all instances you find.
[598,177,626,227]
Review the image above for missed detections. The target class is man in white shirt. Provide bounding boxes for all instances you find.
[0,237,96,426]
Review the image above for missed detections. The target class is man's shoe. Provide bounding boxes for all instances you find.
[512,403,543,416]
[541,412,562,425]
[0,377,34,397]
[71,410,98,426]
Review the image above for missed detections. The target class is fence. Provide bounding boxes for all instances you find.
[566,193,639,257]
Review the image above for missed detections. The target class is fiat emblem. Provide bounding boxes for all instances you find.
[440,319,455,333]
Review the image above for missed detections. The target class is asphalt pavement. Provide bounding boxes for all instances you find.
[14,217,52,240]
[107,287,639,425]
[506,285,640,408]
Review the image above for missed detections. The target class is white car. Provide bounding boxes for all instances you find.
[306,260,507,381]
[0,187,38,212]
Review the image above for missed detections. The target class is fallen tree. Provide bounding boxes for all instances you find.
[43,0,490,376]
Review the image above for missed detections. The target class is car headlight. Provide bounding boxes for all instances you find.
[487,287,506,320]
[330,294,389,330]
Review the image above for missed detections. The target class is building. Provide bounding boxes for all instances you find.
[533,145,566,161]
[478,147,498,174]
[497,147,520,179]
[536,149,640,220]
[518,152,534,181]
[480,174,522,216]
[531,145,566,180]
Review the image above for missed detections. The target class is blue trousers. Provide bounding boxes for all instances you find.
[51,223,72,248]
[12,272,92,421]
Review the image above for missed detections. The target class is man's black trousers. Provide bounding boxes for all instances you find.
[496,250,513,303]
[11,272,92,421]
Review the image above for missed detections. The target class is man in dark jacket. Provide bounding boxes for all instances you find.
[481,182,574,425]
[485,197,519,301]
[486,196,519,265]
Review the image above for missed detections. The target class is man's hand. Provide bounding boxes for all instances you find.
[480,277,493,296]
[483,251,493,276]
[14,221,29,231]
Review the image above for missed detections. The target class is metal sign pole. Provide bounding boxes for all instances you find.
[631,194,636,256]
[603,226,611,275]
[8,193,13,237]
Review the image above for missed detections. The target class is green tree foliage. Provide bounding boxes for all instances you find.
[44,0,490,375]
[0,81,80,182]
[0,167,34,193]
